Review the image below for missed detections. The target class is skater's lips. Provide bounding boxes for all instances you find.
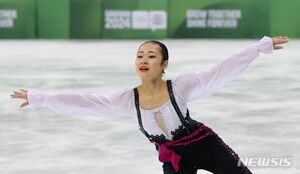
[140,66,149,70]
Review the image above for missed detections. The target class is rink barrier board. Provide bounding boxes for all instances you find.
[269,0,300,38]
[101,0,168,39]
[167,0,271,38]
[0,0,36,38]
[37,0,70,39]
[70,0,102,39]
[0,0,300,38]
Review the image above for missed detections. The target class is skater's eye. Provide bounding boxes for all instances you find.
[137,55,143,58]
[149,56,156,58]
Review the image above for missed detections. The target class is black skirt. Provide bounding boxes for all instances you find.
[159,122,253,174]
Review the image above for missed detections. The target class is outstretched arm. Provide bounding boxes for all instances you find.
[10,88,134,117]
[173,36,289,103]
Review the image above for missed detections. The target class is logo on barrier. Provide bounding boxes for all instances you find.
[186,9,242,29]
[105,10,167,31]
[105,10,131,29]
[132,11,148,29]
[0,9,17,28]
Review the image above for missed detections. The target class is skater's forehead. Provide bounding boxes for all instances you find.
[138,50,157,54]
[138,43,161,53]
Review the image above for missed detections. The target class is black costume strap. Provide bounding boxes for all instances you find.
[166,80,191,134]
[133,87,151,140]
[133,80,191,141]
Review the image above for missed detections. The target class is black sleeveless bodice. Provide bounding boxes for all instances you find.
[133,80,200,144]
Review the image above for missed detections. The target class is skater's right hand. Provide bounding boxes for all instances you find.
[10,89,29,108]
[272,36,289,50]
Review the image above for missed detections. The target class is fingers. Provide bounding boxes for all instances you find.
[273,36,289,45]
[277,36,287,38]
[279,37,289,44]
[20,89,28,92]
[20,101,29,108]
[274,46,284,50]
[11,91,19,98]
[272,36,289,51]
[10,89,29,108]
[10,95,23,99]
[10,90,26,99]
[11,91,20,97]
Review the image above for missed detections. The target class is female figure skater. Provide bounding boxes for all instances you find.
[11,36,289,174]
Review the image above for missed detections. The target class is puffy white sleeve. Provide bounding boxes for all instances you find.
[27,88,135,117]
[173,36,274,103]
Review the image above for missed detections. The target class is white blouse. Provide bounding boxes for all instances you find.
[27,36,274,141]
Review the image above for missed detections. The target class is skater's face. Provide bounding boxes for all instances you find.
[136,42,168,80]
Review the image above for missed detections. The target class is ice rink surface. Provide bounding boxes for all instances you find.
[1,38,299,174]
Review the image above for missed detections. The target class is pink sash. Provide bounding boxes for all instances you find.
[150,123,212,172]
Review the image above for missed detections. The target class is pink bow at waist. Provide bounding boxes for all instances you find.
[151,122,213,172]
[158,143,182,172]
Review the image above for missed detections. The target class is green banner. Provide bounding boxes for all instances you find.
[102,0,168,39]
[270,0,300,38]
[2,0,300,39]
[37,0,70,39]
[0,0,36,38]
[168,0,270,38]
[37,0,102,39]
[70,0,102,39]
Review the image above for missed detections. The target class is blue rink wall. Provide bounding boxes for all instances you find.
[0,0,299,39]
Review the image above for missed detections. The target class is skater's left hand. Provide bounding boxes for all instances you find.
[272,36,289,50]
[10,89,29,108]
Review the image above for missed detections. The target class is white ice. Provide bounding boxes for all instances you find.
[1,38,299,174]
